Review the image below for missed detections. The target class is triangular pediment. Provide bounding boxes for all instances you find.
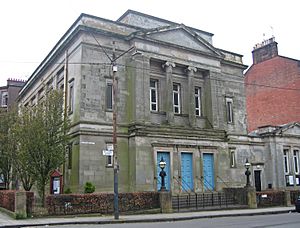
[143,26,221,56]
[279,123,300,136]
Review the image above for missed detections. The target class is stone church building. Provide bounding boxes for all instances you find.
[18,10,296,194]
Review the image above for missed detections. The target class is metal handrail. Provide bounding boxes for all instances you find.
[173,176,190,194]
[217,175,231,189]
[180,175,194,192]
[198,176,214,193]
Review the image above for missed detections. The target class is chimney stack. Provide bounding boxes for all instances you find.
[252,37,278,64]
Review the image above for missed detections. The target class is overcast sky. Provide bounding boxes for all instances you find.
[0,0,299,86]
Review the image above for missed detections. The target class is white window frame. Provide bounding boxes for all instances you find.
[150,79,158,112]
[68,81,74,114]
[195,87,202,116]
[106,80,113,111]
[226,97,233,123]
[106,143,113,167]
[173,83,181,114]
[1,92,8,107]
[283,148,290,175]
[230,149,236,168]
[293,149,300,174]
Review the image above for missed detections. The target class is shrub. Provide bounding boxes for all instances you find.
[64,188,72,194]
[84,182,95,194]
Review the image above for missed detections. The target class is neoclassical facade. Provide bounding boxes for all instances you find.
[18,10,286,194]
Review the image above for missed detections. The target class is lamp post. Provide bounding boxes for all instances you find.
[244,158,251,187]
[159,157,167,191]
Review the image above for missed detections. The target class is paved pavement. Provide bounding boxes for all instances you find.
[0,206,296,228]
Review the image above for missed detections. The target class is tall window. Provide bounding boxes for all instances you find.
[230,149,236,168]
[293,149,299,174]
[283,148,290,174]
[226,97,233,123]
[150,79,158,111]
[68,81,74,114]
[67,144,72,169]
[106,80,113,110]
[195,87,202,116]
[1,92,8,107]
[173,83,181,114]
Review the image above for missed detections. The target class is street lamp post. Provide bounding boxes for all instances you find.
[244,158,251,187]
[159,157,167,191]
[112,60,119,220]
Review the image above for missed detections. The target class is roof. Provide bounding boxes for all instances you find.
[117,9,214,37]
[19,10,246,98]
[249,122,300,137]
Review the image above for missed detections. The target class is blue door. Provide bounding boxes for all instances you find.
[157,152,170,191]
[203,153,214,190]
[181,153,194,191]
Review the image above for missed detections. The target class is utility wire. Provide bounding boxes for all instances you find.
[5,60,299,92]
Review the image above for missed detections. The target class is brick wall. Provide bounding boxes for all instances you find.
[0,190,15,212]
[245,56,300,132]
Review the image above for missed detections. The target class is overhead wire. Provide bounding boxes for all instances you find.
[3,58,300,92]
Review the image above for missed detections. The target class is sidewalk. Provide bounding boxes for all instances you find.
[0,206,296,228]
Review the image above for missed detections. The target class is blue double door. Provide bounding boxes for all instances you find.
[156,152,214,191]
[157,152,194,191]
[181,153,194,191]
[203,153,215,190]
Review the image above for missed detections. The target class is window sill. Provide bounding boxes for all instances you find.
[174,113,188,117]
[150,111,166,115]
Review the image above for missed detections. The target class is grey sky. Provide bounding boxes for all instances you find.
[0,0,299,86]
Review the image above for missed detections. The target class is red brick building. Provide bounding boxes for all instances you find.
[245,37,300,132]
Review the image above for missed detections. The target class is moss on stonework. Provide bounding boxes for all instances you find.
[69,144,80,192]
[117,139,130,192]
[125,62,135,123]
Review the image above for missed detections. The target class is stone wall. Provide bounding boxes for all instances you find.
[46,192,159,215]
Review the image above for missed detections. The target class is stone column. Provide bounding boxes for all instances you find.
[244,186,257,209]
[162,62,175,124]
[15,191,27,219]
[187,66,197,126]
[131,53,150,123]
[284,190,292,206]
[159,191,173,213]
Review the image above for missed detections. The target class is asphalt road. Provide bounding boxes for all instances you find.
[34,212,300,228]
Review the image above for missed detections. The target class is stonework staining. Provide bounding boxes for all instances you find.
[17,10,300,193]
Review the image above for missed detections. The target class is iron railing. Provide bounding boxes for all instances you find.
[172,192,237,212]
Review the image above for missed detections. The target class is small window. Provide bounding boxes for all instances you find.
[283,148,290,175]
[230,150,236,168]
[68,81,74,114]
[173,83,181,114]
[293,150,299,174]
[46,78,53,92]
[150,79,158,112]
[226,97,233,123]
[195,87,202,116]
[31,96,36,107]
[106,81,113,110]
[1,92,8,107]
[56,67,64,85]
[67,144,72,169]
[106,143,113,167]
